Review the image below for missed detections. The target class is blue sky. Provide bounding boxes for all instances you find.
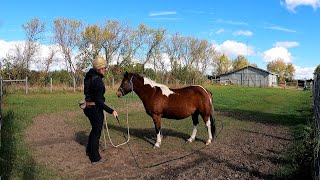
[0,0,319,79]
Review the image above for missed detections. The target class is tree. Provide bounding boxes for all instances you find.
[41,46,58,85]
[286,63,295,81]
[315,64,320,74]
[4,18,46,79]
[267,58,287,82]
[22,18,46,70]
[164,32,183,75]
[232,55,249,71]
[52,18,82,83]
[143,26,166,71]
[190,38,215,74]
[80,24,104,63]
[101,19,128,65]
[118,24,146,67]
[214,53,231,74]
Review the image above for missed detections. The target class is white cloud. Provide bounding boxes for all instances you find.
[215,29,225,34]
[0,39,64,71]
[232,30,253,36]
[146,17,180,21]
[274,41,299,48]
[282,0,320,12]
[149,11,176,16]
[0,40,22,59]
[214,19,248,26]
[262,47,293,63]
[264,25,297,33]
[214,40,254,58]
[294,65,315,79]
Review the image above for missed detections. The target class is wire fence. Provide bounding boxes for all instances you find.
[314,73,320,179]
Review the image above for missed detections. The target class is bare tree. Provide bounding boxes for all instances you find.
[22,18,46,69]
[101,19,128,65]
[141,25,166,70]
[35,46,58,85]
[79,24,104,64]
[148,28,166,72]
[52,18,82,82]
[119,24,147,67]
[165,32,184,71]
[2,18,45,79]
[180,36,193,68]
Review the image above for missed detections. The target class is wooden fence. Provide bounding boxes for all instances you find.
[314,73,320,179]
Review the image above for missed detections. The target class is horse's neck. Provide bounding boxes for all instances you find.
[132,75,155,102]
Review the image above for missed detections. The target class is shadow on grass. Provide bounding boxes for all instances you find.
[74,125,198,148]
[216,107,313,179]
[145,149,277,180]
[0,110,16,179]
[0,110,37,179]
[216,107,312,126]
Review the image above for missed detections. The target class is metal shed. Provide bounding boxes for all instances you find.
[217,66,278,87]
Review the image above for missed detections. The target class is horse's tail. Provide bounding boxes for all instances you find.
[206,89,216,139]
[210,113,216,139]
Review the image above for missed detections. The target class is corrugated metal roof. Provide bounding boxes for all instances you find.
[217,65,278,77]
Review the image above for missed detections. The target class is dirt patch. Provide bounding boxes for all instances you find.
[25,111,291,179]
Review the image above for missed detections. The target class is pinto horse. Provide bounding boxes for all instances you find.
[116,72,216,148]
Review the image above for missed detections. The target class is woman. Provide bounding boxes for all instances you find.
[83,55,118,164]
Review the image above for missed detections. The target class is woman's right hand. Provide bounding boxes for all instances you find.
[112,110,118,118]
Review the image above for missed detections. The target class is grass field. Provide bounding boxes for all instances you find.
[0,85,313,179]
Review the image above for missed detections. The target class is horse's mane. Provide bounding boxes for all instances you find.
[132,73,174,96]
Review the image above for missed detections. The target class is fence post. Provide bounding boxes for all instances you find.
[73,77,76,92]
[50,78,53,94]
[0,77,2,97]
[112,78,115,89]
[25,77,28,94]
[0,77,2,148]
[284,81,286,89]
[314,73,320,179]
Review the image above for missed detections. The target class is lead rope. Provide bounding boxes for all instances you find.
[102,76,133,148]
[103,97,130,148]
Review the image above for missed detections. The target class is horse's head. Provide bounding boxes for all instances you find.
[116,71,133,97]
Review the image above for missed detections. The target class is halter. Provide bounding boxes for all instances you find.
[118,75,134,98]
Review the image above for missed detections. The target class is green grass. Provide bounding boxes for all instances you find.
[0,85,313,179]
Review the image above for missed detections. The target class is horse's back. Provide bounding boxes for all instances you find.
[171,85,211,99]
[168,85,212,112]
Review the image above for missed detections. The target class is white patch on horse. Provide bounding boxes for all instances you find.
[191,85,212,104]
[187,125,198,142]
[143,77,174,97]
[206,117,213,145]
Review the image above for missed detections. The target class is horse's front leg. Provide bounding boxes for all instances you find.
[152,114,162,148]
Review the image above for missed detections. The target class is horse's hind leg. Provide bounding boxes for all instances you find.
[202,114,213,145]
[187,113,199,143]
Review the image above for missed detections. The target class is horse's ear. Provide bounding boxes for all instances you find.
[124,71,128,77]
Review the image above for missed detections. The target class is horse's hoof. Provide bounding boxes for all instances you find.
[154,142,161,148]
[187,138,194,143]
[205,138,212,145]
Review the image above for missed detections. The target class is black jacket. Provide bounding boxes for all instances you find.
[84,68,114,114]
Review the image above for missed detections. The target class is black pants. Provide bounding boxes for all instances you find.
[83,106,104,162]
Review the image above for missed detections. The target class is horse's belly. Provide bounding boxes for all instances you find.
[162,108,193,119]
[163,114,189,120]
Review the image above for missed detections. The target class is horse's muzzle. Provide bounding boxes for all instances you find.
[116,90,123,97]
